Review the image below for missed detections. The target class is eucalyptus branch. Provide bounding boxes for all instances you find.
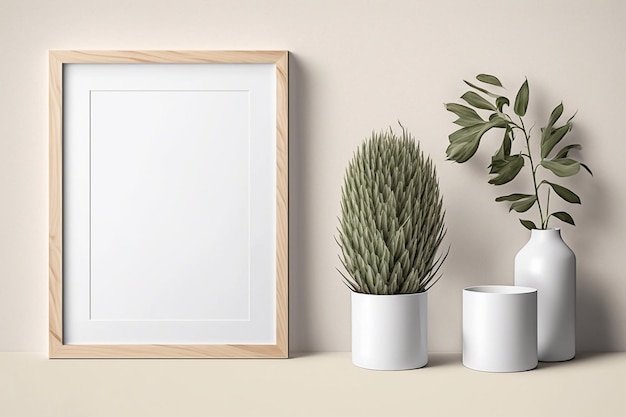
[444,74,591,230]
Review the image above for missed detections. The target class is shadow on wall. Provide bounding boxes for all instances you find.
[577,276,616,351]
[571,153,618,351]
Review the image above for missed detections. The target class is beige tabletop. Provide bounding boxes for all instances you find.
[1,352,624,417]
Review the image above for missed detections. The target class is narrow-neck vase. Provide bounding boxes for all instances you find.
[514,228,575,361]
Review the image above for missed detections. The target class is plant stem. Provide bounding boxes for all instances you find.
[519,117,545,229]
[544,189,551,229]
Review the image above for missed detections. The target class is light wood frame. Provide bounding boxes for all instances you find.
[49,50,288,358]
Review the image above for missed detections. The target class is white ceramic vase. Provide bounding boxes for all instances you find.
[351,292,427,370]
[514,228,576,362]
[463,285,538,372]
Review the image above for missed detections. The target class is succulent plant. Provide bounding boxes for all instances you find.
[336,125,448,294]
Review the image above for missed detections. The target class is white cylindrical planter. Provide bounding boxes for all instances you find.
[351,292,427,370]
[515,228,576,362]
[463,285,537,372]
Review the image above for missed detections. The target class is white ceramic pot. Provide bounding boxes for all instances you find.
[463,285,538,372]
[351,292,427,370]
[514,228,576,362]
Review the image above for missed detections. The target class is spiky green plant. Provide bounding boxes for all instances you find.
[336,125,448,294]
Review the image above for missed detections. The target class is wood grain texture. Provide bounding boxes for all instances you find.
[50,343,287,359]
[275,52,289,357]
[49,52,64,357]
[48,50,287,64]
[49,50,289,359]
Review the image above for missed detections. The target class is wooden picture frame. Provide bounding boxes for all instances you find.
[49,50,288,358]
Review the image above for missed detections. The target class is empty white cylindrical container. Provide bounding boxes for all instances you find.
[463,285,537,372]
[352,292,428,370]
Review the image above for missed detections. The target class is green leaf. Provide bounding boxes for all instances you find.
[541,123,572,159]
[510,195,537,213]
[514,79,529,117]
[496,96,510,112]
[476,74,503,87]
[495,193,534,202]
[541,158,581,177]
[446,130,482,163]
[488,154,524,185]
[551,211,575,226]
[447,119,506,163]
[489,131,512,174]
[519,219,537,230]
[464,80,500,99]
[448,122,490,142]
[487,114,509,128]
[566,110,577,124]
[496,130,512,158]
[547,103,564,129]
[489,156,507,174]
[461,91,496,111]
[554,144,582,159]
[544,181,581,204]
[541,103,565,154]
[445,103,484,127]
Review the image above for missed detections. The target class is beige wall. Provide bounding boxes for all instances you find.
[1,0,624,353]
